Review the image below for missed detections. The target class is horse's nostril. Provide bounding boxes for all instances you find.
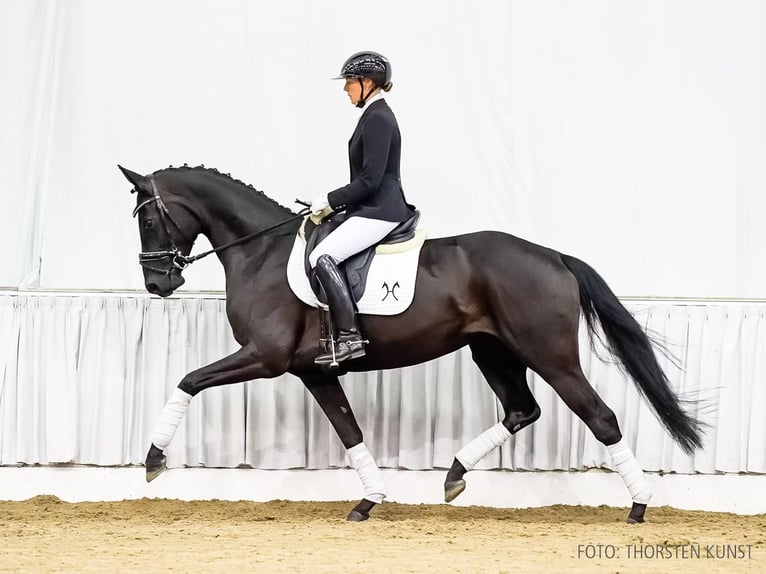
[146,282,161,294]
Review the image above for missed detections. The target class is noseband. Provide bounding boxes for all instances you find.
[132,179,194,275]
[132,178,309,275]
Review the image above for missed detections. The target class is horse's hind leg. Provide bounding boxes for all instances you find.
[471,335,541,434]
[539,362,652,523]
[300,373,385,522]
[444,336,541,502]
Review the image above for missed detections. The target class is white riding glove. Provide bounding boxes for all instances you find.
[310,194,330,214]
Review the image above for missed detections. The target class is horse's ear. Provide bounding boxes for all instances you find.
[118,165,149,193]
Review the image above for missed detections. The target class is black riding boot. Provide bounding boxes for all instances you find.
[313,254,366,365]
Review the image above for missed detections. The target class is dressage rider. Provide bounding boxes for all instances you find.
[309,51,416,365]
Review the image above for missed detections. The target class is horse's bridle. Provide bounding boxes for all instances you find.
[132,177,309,275]
[132,179,194,275]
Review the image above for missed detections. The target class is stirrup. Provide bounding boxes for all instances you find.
[315,333,367,366]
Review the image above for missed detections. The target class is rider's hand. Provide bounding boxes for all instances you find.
[310,194,330,214]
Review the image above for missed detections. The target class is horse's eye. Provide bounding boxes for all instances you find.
[143,219,155,230]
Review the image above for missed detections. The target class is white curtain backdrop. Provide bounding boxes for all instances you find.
[1,2,764,477]
[1,0,765,296]
[1,294,764,473]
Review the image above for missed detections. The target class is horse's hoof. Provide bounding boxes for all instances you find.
[626,502,647,524]
[444,479,466,503]
[346,510,370,522]
[146,459,166,483]
[346,499,375,522]
[145,444,167,483]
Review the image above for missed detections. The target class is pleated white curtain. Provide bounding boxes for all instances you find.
[1,294,763,473]
[2,0,765,298]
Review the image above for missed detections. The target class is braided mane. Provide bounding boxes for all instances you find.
[153,164,294,214]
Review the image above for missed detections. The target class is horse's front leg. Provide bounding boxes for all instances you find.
[300,373,385,522]
[145,345,275,482]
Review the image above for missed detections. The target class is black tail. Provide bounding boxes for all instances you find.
[560,254,703,454]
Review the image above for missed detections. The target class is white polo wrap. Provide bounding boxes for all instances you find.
[607,438,653,504]
[455,422,511,471]
[150,388,192,450]
[347,442,387,504]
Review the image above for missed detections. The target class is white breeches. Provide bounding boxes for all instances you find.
[308,216,399,268]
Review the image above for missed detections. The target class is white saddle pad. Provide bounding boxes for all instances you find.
[286,227,427,316]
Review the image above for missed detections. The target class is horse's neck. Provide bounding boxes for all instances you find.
[183,175,296,273]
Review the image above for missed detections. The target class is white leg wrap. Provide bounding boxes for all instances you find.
[150,388,192,450]
[607,438,653,504]
[347,443,386,504]
[455,422,511,472]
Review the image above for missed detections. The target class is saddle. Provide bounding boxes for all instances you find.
[303,210,421,304]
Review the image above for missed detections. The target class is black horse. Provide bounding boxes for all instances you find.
[120,165,702,523]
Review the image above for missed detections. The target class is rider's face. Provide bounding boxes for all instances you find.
[344,77,373,106]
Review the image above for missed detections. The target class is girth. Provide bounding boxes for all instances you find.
[303,210,420,304]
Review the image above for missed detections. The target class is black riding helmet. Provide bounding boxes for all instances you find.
[333,51,392,108]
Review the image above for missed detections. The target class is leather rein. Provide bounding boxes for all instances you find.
[132,178,309,275]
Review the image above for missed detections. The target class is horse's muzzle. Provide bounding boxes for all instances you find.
[145,273,185,297]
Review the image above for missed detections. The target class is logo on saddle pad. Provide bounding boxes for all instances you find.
[382,281,400,301]
[286,216,426,316]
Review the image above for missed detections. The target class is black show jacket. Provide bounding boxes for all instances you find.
[327,99,415,222]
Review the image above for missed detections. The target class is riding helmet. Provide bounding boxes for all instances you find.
[334,51,392,90]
